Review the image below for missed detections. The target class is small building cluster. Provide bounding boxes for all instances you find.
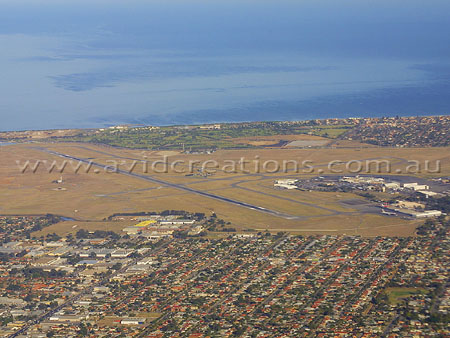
[276,175,447,220]
[122,215,200,238]
[274,179,298,190]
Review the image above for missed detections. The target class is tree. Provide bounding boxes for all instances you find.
[76,229,89,239]
[79,323,88,336]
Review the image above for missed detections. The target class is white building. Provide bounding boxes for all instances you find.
[159,219,195,225]
[49,315,86,322]
[121,318,146,325]
[111,249,134,258]
[402,182,429,191]
[274,179,298,190]
[275,179,298,185]
[397,209,442,218]
[384,182,401,190]
[417,210,442,218]
[418,190,440,198]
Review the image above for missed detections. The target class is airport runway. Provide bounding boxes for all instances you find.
[34,147,299,220]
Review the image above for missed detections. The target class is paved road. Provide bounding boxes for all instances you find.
[35,146,422,223]
[34,147,298,220]
[8,238,173,338]
[34,146,371,221]
[167,234,290,338]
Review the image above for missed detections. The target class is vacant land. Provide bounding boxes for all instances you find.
[1,141,448,236]
[385,287,428,305]
[97,313,161,327]
[231,134,331,147]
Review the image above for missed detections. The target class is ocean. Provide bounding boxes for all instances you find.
[0,0,449,131]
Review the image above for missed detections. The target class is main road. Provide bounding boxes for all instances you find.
[8,238,174,338]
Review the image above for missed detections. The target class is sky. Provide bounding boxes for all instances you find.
[0,0,449,131]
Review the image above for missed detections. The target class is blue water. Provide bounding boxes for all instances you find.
[0,0,449,131]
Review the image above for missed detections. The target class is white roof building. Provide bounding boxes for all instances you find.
[274,183,298,190]
[402,182,429,190]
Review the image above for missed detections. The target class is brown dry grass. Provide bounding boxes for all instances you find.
[33,220,135,237]
[254,214,421,237]
[232,134,330,147]
[330,140,379,148]
[1,142,448,237]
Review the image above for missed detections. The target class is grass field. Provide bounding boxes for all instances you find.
[385,287,428,305]
[63,123,352,150]
[1,141,448,237]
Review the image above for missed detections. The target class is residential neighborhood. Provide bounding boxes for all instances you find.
[0,213,448,337]
[0,0,449,336]
[341,116,450,148]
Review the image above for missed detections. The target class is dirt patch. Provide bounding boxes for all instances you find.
[155,150,180,156]
[285,140,330,147]
[232,134,329,148]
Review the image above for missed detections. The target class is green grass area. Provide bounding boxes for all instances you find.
[64,123,354,150]
[385,287,428,305]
